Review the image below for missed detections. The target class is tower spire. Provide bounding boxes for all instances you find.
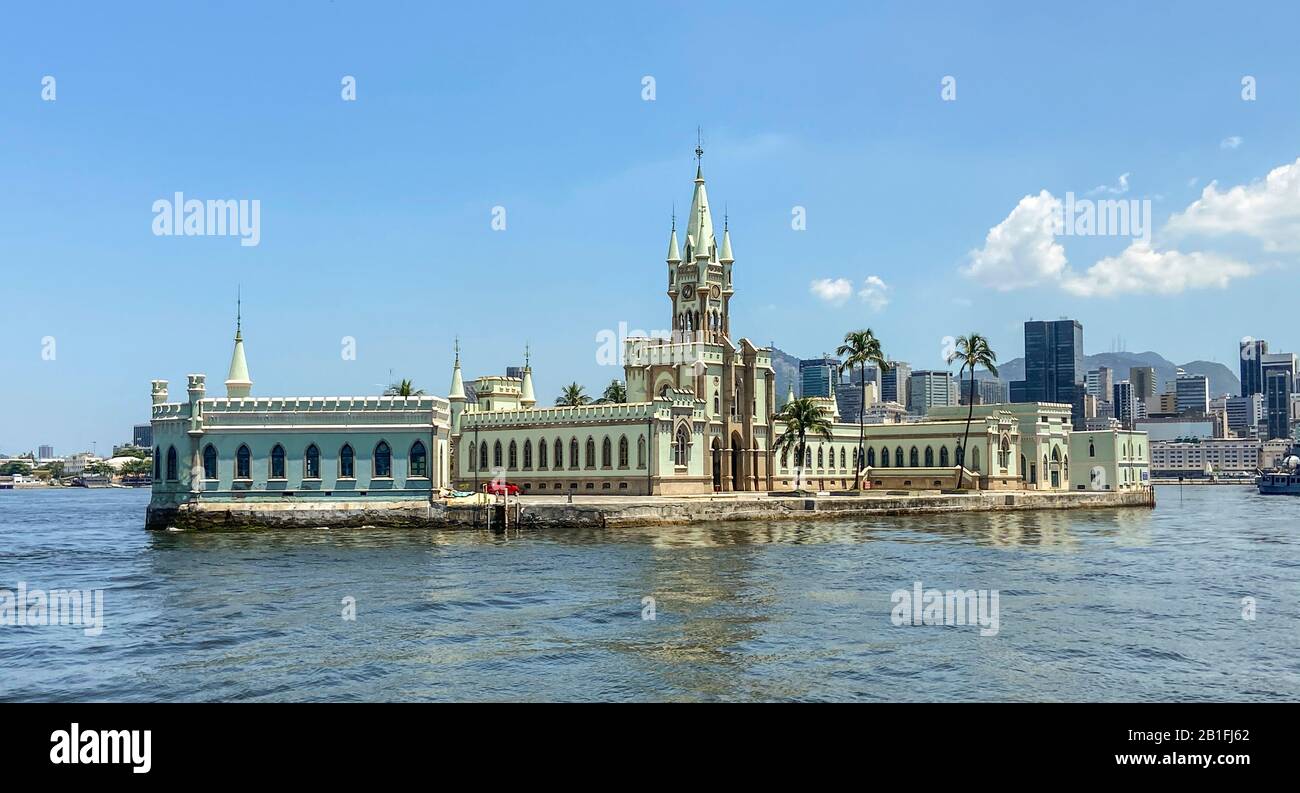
[520,342,536,408]
[448,337,466,401]
[225,290,252,398]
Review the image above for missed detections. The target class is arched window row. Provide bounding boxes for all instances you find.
[194,440,426,481]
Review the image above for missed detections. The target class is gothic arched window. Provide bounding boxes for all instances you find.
[538,438,548,469]
[637,436,647,469]
[202,444,217,479]
[165,446,178,481]
[508,440,517,470]
[940,446,950,467]
[586,437,597,468]
[305,444,321,478]
[909,446,919,467]
[522,439,532,469]
[479,441,488,470]
[237,444,252,479]
[895,447,904,468]
[410,441,427,477]
[570,438,579,469]
[602,437,612,468]
[339,444,353,478]
[925,446,934,467]
[374,441,392,478]
[867,447,876,467]
[879,447,889,467]
[270,444,286,479]
[154,447,161,480]
[675,427,689,466]
[618,436,628,468]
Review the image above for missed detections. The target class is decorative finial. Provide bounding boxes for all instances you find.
[453,336,460,365]
[695,126,704,162]
[724,204,729,232]
[525,343,531,368]
[236,285,242,338]
[671,202,676,231]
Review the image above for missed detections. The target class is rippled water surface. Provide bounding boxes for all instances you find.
[1,486,1297,701]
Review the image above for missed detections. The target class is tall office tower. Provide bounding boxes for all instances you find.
[1240,338,1268,397]
[966,379,1007,405]
[880,361,911,408]
[1085,366,1113,400]
[1129,366,1157,402]
[1175,373,1210,415]
[1265,369,1294,439]
[1010,319,1085,423]
[37,444,54,459]
[799,356,840,398]
[1113,381,1137,429]
[1226,394,1265,437]
[908,370,957,413]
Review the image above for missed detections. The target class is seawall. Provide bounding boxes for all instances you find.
[146,489,1156,531]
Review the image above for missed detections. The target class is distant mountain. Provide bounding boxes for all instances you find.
[770,347,801,401]
[980,351,1240,397]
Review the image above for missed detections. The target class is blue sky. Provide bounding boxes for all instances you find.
[3,1,1299,454]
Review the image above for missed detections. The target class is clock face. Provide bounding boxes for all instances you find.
[710,284,721,298]
[682,284,694,299]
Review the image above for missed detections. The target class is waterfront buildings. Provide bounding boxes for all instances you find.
[1069,430,1151,490]
[148,146,1148,513]
[1150,437,1263,478]
[1010,319,1085,423]
[1134,416,1217,442]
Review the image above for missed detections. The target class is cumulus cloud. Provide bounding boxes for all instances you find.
[809,275,890,309]
[1061,243,1253,297]
[809,277,853,305]
[859,275,890,310]
[964,183,1255,297]
[1166,157,1300,252]
[1220,136,1243,150]
[961,190,1068,290]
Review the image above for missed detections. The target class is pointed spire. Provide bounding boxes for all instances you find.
[719,210,734,263]
[225,290,252,398]
[667,208,681,262]
[448,337,466,401]
[784,382,796,409]
[520,343,536,408]
[686,138,715,259]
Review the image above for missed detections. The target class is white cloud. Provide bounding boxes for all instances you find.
[809,277,853,305]
[1061,243,1253,297]
[1220,135,1243,150]
[859,275,890,310]
[810,275,890,309]
[1088,172,1130,196]
[964,186,1255,297]
[961,190,1067,290]
[1166,157,1300,251]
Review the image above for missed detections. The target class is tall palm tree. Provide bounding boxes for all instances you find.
[383,379,425,396]
[947,333,999,490]
[555,382,591,407]
[772,397,834,493]
[836,329,889,491]
[595,380,627,404]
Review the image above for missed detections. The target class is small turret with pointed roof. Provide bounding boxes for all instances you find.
[520,344,536,408]
[719,211,734,263]
[686,134,716,261]
[224,290,252,398]
[666,210,681,263]
[448,338,466,401]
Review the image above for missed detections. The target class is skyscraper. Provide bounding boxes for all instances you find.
[1265,369,1293,439]
[1174,374,1209,415]
[1240,338,1268,397]
[1129,366,1157,402]
[799,356,840,398]
[880,360,911,408]
[1113,381,1137,429]
[37,444,54,460]
[908,370,957,413]
[1226,394,1264,437]
[1086,366,1113,400]
[1011,319,1085,422]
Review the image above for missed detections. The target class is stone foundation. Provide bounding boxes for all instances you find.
[146,488,1155,531]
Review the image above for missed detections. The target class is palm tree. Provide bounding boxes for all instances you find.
[383,379,425,396]
[595,380,627,404]
[836,329,889,491]
[947,333,999,490]
[772,397,834,493]
[555,382,591,407]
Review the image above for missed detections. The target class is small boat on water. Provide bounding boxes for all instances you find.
[1257,445,1300,495]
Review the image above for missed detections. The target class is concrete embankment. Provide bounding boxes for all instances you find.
[146,488,1155,531]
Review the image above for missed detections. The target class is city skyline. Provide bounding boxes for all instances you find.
[5,3,1300,452]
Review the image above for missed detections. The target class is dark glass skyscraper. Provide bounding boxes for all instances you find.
[1240,338,1268,397]
[1011,319,1085,423]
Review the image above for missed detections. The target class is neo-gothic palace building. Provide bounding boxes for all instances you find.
[148,147,1149,517]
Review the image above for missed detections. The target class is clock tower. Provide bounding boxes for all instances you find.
[666,142,734,344]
